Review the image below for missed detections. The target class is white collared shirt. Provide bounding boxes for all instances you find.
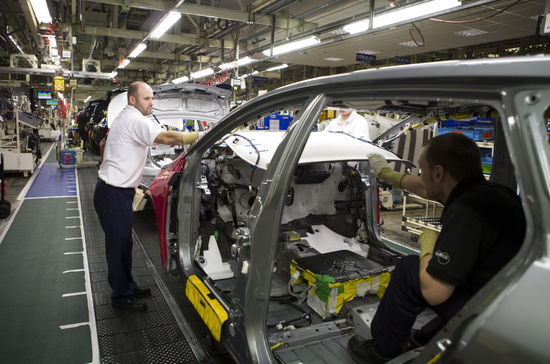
[98,105,164,188]
[323,111,371,141]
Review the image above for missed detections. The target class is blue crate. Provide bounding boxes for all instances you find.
[437,127,493,141]
[60,150,76,165]
[257,113,293,131]
[442,117,494,128]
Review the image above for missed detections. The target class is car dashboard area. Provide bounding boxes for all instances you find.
[186,135,405,362]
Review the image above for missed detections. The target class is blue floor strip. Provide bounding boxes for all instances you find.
[25,164,77,198]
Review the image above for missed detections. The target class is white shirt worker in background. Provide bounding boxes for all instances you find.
[322,109,371,141]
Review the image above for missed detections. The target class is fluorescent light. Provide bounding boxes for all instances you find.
[219,61,236,71]
[30,0,52,24]
[262,36,320,57]
[242,71,259,78]
[110,71,118,78]
[190,68,214,79]
[149,11,182,39]
[265,64,288,72]
[343,0,461,35]
[84,96,92,103]
[343,19,370,35]
[373,0,461,28]
[237,56,255,67]
[118,59,130,69]
[172,75,189,84]
[128,43,147,58]
[219,56,256,70]
[8,35,24,54]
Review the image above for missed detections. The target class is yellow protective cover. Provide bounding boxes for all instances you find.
[185,275,228,342]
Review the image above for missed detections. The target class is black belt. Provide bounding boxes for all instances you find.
[98,177,107,184]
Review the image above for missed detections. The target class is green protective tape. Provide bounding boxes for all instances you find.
[314,274,336,302]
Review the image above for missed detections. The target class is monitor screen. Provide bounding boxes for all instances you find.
[46,99,58,106]
[37,91,52,100]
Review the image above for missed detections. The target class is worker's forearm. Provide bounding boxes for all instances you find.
[155,131,198,145]
[401,175,428,199]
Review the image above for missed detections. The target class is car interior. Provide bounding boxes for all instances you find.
[162,94,527,362]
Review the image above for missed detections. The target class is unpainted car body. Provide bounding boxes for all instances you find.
[106,83,230,186]
[149,56,550,363]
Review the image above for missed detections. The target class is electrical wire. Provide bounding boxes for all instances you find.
[409,23,425,47]
[429,0,522,24]
[230,133,261,190]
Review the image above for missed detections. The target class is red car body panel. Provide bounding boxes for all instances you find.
[148,153,186,269]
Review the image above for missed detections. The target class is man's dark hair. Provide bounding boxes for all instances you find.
[423,133,482,181]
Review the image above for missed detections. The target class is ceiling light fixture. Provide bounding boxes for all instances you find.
[219,56,256,70]
[374,0,461,28]
[118,59,130,69]
[265,64,288,72]
[172,75,189,84]
[190,68,214,80]
[84,96,92,103]
[343,19,370,35]
[8,35,24,54]
[262,36,320,57]
[110,71,118,78]
[343,0,461,35]
[128,43,147,58]
[149,11,182,39]
[29,0,52,24]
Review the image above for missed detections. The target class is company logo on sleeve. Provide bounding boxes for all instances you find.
[434,250,450,265]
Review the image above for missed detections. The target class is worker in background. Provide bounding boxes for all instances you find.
[347,133,525,363]
[322,108,371,141]
[94,81,202,312]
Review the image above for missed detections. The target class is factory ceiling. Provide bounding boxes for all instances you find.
[1,0,549,102]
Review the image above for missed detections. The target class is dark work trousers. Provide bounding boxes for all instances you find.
[93,181,137,303]
[371,255,472,357]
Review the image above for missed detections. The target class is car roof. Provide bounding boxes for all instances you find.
[225,131,405,169]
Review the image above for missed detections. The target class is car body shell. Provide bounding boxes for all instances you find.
[149,56,550,363]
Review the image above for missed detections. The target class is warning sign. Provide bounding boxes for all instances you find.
[54,76,65,92]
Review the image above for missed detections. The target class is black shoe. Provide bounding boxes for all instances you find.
[112,298,147,312]
[133,287,151,298]
[347,336,393,364]
[406,329,431,350]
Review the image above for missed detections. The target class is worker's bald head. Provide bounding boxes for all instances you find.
[127,81,154,116]
[128,82,149,102]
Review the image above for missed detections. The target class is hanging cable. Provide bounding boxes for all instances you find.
[409,23,425,47]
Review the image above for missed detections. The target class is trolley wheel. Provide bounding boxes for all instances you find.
[0,200,11,219]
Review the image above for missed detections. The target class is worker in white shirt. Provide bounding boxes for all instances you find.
[94,81,200,312]
[322,109,371,141]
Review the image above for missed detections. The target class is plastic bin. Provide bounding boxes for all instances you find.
[60,150,76,165]
[437,127,493,141]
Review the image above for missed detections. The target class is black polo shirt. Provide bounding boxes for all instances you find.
[426,175,526,294]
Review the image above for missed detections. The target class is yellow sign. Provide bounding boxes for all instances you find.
[54,76,65,91]
[69,79,77,88]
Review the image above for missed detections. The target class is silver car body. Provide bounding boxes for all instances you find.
[107,83,230,186]
[162,56,550,363]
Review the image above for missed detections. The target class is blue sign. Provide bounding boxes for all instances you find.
[251,82,262,88]
[252,76,268,83]
[356,52,376,63]
[394,56,411,64]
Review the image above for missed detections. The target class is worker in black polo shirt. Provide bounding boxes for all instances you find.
[347,133,526,363]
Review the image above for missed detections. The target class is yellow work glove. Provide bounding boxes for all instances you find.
[368,153,406,188]
[419,230,439,260]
